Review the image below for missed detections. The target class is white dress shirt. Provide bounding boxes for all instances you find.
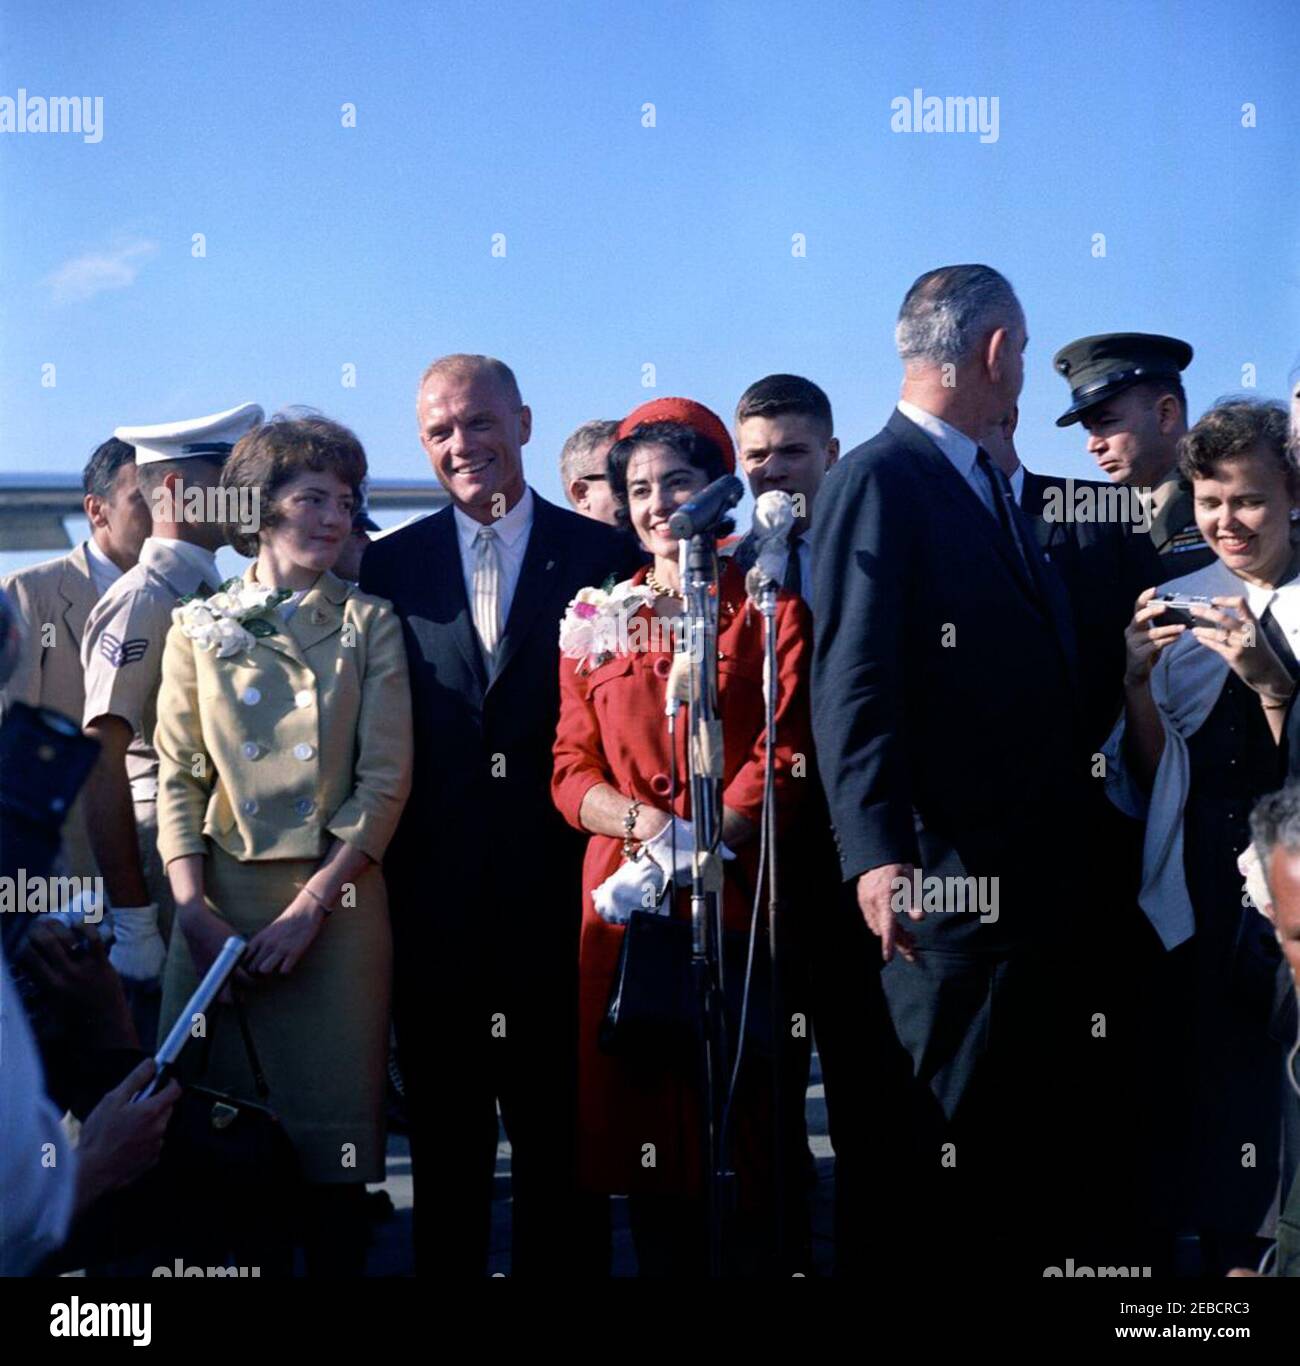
[896,400,998,518]
[453,486,535,627]
[1009,464,1025,506]
[83,537,124,599]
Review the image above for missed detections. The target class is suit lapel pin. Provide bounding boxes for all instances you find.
[545,560,555,572]
[311,608,328,625]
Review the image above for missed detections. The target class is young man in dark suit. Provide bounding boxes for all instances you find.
[810,266,1092,1271]
[361,354,640,1276]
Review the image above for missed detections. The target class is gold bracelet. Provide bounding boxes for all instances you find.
[302,885,334,916]
[622,798,643,862]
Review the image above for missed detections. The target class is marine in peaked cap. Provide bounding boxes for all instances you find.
[1052,332,1215,574]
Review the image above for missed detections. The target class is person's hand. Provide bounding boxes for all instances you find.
[1123,588,1187,688]
[107,903,166,984]
[73,1058,181,1216]
[1190,595,1295,703]
[243,890,326,978]
[20,920,136,1045]
[177,899,252,1001]
[856,862,920,964]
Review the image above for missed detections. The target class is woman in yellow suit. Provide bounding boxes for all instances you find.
[154,413,412,1276]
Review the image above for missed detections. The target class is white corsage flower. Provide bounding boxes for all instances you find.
[173,577,291,661]
[559,577,655,673]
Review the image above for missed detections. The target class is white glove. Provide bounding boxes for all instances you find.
[643,816,735,887]
[108,903,166,984]
[591,818,735,925]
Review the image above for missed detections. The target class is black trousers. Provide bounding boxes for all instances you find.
[878,936,1079,1275]
[807,887,921,1275]
[397,951,597,1277]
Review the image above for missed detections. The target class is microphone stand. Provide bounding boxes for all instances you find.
[681,529,732,1276]
[754,571,788,1272]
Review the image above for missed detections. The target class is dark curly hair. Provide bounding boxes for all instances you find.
[606,421,733,537]
[221,411,367,557]
[1178,398,1298,499]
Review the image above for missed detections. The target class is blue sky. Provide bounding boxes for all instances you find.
[2,0,1297,549]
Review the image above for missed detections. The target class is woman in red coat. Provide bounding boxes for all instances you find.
[552,399,813,1274]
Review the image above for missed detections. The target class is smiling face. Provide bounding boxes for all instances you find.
[418,365,530,522]
[624,442,710,560]
[1192,446,1297,585]
[736,413,838,531]
[262,469,355,575]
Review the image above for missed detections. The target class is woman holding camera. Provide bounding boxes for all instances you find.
[1108,398,1299,1274]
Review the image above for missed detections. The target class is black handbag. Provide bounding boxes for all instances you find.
[158,991,300,1261]
[600,909,773,1065]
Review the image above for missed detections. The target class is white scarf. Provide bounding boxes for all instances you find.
[1102,555,1300,949]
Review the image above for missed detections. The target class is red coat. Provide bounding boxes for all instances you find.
[552,559,813,1196]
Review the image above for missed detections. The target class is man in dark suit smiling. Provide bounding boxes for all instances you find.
[361,354,638,1276]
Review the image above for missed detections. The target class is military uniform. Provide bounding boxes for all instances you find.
[81,537,225,935]
[1053,331,1216,576]
[78,403,262,1014]
[1,542,115,881]
[1147,473,1219,576]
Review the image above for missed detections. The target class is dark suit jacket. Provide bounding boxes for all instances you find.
[360,491,641,994]
[1019,469,1163,751]
[810,410,1086,950]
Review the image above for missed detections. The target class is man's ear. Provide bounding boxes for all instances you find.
[518,404,533,447]
[83,493,106,529]
[986,326,1011,383]
[570,478,589,511]
[1154,393,1182,436]
[825,437,840,469]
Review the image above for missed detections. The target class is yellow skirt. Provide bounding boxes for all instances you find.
[158,844,392,1184]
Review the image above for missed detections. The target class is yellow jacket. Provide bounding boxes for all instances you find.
[154,567,412,868]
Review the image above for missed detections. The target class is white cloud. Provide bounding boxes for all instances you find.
[44,237,159,305]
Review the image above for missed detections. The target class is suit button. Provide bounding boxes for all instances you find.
[650,773,672,797]
[653,657,672,680]
[293,742,315,761]
[241,687,261,706]
[242,742,261,759]
[294,689,314,709]
[242,798,259,815]
[296,798,315,816]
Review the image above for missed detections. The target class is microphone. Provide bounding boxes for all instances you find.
[744,490,795,604]
[667,474,744,540]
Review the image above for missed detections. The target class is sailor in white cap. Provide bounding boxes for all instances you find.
[79,403,261,1039]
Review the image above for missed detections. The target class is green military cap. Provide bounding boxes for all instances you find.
[1052,332,1193,427]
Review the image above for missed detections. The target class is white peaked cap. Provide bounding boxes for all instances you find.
[114,402,264,465]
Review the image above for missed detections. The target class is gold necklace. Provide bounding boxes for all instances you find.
[644,568,682,601]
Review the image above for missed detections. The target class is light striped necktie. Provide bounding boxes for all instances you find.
[471,525,503,666]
